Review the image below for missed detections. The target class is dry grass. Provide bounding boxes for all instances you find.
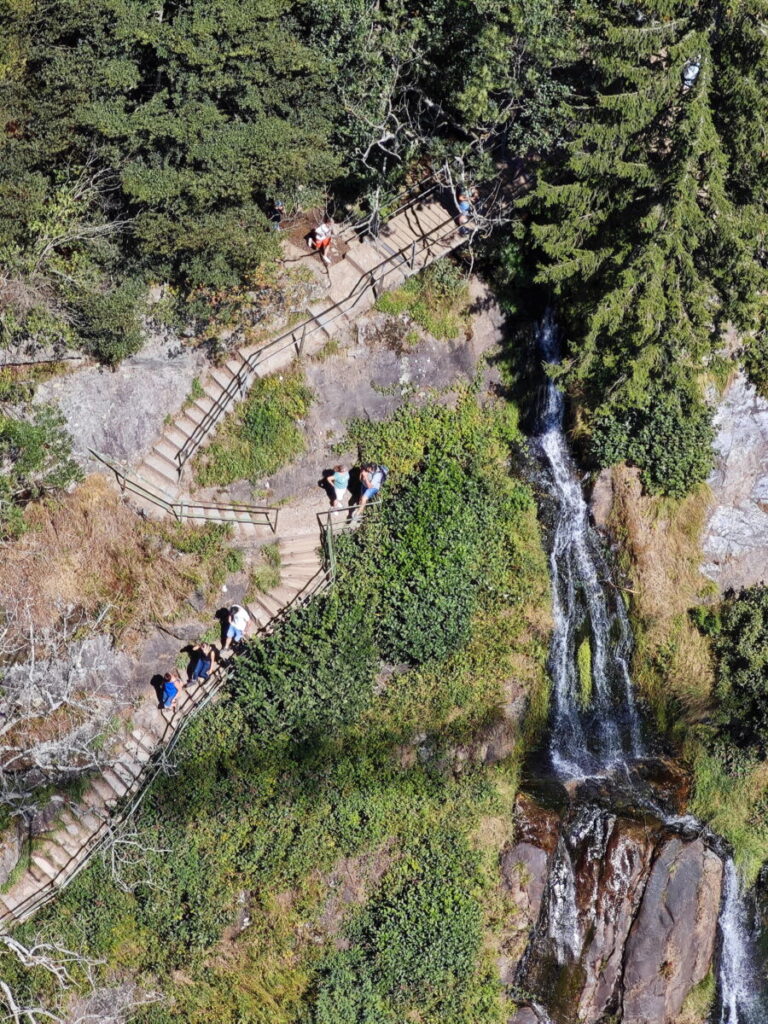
[608,464,716,736]
[0,475,230,646]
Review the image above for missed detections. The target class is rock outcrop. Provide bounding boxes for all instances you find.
[622,837,723,1024]
[511,796,724,1024]
[34,333,203,468]
[703,371,768,592]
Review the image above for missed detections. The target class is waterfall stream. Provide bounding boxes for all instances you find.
[525,315,763,1023]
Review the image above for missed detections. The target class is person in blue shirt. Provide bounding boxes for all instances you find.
[161,671,181,712]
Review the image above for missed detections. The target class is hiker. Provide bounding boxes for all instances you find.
[325,464,350,508]
[161,670,182,712]
[456,189,473,225]
[222,604,251,651]
[354,463,388,518]
[189,641,217,685]
[308,216,333,265]
[270,199,285,231]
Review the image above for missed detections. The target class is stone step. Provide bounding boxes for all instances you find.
[279,534,321,551]
[250,590,283,619]
[135,462,180,500]
[0,894,22,922]
[60,806,104,836]
[163,423,192,451]
[41,840,72,870]
[154,435,181,467]
[192,395,215,418]
[268,584,307,606]
[52,823,88,855]
[111,760,142,789]
[89,775,123,806]
[29,854,59,882]
[146,447,179,480]
[210,365,237,391]
[180,402,207,428]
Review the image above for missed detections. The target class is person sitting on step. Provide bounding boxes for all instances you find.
[161,670,183,712]
[189,642,217,686]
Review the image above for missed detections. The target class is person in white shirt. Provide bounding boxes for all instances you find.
[222,604,250,650]
[308,216,333,265]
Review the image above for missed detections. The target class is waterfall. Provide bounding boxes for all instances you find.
[718,859,762,1024]
[534,312,643,779]
[524,315,764,1024]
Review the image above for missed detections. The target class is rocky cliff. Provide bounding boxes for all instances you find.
[703,372,768,592]
[504,786,723,1024]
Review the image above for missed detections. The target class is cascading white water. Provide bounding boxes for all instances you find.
[530,315,764,1023]
[534,313,643,778]
[718,859,762,1024]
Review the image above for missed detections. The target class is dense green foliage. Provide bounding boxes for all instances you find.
[590,374,714,497]
[193,368,313,486]
[375,261,470,340]
[3,394,550,1023]
[234,587,377,741]
[698,587,768,754]
[313,835,489,1023]
[0,405,82,537]
[0,0,570,362]
[525,0,768,493]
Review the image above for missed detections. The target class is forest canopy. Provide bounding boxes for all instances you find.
[1,0,767,494]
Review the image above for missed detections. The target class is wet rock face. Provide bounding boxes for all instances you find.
[512,799,724,1024]
[622,837,723,1023]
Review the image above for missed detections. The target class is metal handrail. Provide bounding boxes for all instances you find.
[333,174,441,244]
[316,499,385,577]
[176,209,461,473]
[89,450,280,533]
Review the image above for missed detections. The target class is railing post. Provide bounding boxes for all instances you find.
[297,322,307,358]
[409,239,416,270]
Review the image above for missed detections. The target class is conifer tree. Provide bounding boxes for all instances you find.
[528,0,768,488]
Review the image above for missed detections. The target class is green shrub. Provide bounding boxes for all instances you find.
[233,586,377,742]
[78,279,146,364]
[193,369,313,487]
[374,261,469,340]
[591,378,714,498]
[313,834,486,1021]
[705,586,768,752]
[0,405,83,538]
[742,331,768,398]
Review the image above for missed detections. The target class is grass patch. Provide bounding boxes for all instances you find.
[607,464,715,738]
[184,376,205,407]
[375,261,470,340]
[689,749,768,886]
[311,338,342,362]
[0,476,240,644]
[607,462,768,881]
[247,542,282,596]
[676,970,716,1024]
[193,366,313,487]
[577,635,592,708]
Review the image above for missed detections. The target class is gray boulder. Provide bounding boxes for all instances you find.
[622,837,723,1023]
[34,333,203,469]
[703,372,768,591]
